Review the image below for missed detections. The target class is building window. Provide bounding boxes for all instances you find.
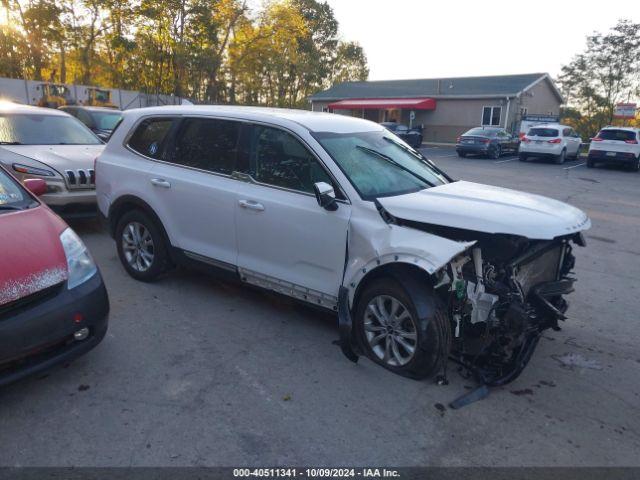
[520,107,528,117]
[482,106,502,126]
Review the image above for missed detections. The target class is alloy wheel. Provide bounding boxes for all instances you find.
[363,295,418,367]
[121,221,155,272]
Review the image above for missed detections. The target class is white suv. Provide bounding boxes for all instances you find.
[587,127,640,171]
[96,106,590,385]
[519,124,582,164]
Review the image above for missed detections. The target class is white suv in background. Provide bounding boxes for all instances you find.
[587,127,640,171]
[96,106,590,386]
[519,124,581,164]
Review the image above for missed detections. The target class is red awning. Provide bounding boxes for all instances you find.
[327,98,436,110]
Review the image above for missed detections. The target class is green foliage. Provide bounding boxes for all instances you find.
[558,19,640,138]
[0,0,369,107]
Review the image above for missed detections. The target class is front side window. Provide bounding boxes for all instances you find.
[167,118,240,174]
[238,125,333,194]
[313,130,448,200]
[0,114,101,145]
[128,118,174,159]
[482,106,502,126]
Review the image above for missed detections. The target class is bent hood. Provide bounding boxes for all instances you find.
[0,207,68,306]
[377,181,590,240]
[1,145,104,172]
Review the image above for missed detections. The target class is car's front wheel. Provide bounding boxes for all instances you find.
[354,277,450,379]
[115,210,170,281]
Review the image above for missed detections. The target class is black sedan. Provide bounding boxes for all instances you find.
[59,106,122,141]
[456,127,519,159]
[381,122,423,148]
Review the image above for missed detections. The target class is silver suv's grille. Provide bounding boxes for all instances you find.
[65,169,95,189]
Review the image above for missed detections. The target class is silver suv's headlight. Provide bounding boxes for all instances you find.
[60,228,97,289]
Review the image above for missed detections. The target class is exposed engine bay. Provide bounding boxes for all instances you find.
[428,226,584,387]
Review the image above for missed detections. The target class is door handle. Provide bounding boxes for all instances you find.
[238,199,265,211]
[150,178,171,188]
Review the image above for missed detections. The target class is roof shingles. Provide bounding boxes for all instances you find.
[310,73,548,100]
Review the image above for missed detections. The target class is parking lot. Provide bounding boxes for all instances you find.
[1,145,639,467]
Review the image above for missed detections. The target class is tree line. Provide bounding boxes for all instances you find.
[0,0,369,107]
[557,19,640,138]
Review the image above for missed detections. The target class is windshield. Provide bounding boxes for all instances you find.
[91,111,122,131]
[528,127,559,137]
[312,130,448,200]
[597,129,637,141]
[0,168,33,211]
[0,114,101,145]
[464,128,498,137]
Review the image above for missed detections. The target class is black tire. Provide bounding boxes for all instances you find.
[631,156,640,172]
[587,158,595,168]
[457,151,466,158]
[519,153,528,162]
[115,209,170,282]
[490,145,501,160]
[554,149,566,165]
[354,277,450,380]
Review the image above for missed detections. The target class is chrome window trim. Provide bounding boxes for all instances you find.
[122,113,351,204]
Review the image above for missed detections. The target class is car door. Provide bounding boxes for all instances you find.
[233,123,351,302]
[148,116,240,267]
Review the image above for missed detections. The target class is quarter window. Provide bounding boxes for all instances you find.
[482,106,502,126]
[167,118,240,174]
[238,125,333,194]
[128,118,174,159]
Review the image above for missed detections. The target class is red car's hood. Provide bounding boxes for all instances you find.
[0,206,68,306]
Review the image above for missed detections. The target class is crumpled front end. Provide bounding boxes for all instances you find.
[435,231,585,386]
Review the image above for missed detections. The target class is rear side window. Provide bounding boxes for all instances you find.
[167,118,240,174]
[528,128,559,137]
[128,118,174,159]
[597,129,637,141]
[237,125,333,194]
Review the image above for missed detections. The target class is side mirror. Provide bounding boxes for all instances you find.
[24,178,47,196]
[313,182,338,211]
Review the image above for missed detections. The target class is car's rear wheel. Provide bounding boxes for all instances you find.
[354,278,450,380]
[519,153,528,162]
[587,158,595,168]
[490,145,501,160]
[457,151,466,158]
[554,149,566,165]
[631,156,640,172]
[116,210,170,281]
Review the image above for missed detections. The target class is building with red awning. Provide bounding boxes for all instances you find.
[309,73,563,143]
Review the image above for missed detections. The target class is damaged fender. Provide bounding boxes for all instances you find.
[336,213,474,361]
[343,217,475,306]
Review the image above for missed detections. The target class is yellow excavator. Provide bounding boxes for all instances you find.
[84,87,118,108]
[36,83,75,109]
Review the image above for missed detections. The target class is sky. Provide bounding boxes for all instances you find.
[324,0,640,81]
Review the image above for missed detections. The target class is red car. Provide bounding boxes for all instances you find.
[0,165,108,386]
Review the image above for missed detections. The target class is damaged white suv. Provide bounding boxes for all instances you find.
[97,106,590,386]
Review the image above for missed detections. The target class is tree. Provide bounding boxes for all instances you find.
[0,0,368,107]
[558,19,640,137]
